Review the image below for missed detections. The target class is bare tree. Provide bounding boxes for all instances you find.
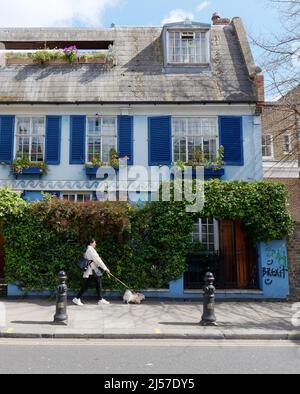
[254,0,300,99]
[254,0,300,169]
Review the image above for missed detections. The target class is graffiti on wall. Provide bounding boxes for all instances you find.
[262,246,288,286]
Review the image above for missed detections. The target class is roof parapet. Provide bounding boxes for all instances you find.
[231,17,261,79]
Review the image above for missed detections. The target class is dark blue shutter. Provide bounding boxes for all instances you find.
[118,116,134,165]
[148,116,172,166]
[0,115,15,164]
[219,116,244,166]
[70,116,86,164]
[45,116,61,165]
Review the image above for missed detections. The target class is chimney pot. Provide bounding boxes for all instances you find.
[212,12,220,23]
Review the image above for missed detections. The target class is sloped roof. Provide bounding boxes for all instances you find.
[0,21,258,104]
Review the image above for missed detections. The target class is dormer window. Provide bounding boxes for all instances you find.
[163,21,211,69]
[168,31,209,64]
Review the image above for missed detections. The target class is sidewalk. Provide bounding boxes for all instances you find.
[0,299,299,340]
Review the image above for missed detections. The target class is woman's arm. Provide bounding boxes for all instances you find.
[90,248,109,272]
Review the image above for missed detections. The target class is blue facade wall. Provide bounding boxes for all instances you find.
[1,108,288,300]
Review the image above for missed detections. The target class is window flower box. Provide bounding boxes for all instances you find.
[85,166,119,179]
[12,159,48,179]
[204,167,225,179]
[13,167,45,179]
[172,167,225,180]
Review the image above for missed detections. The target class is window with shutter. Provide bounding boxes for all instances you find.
[148,116,172,166]
[118,116,133,165]
[0,115,15,164]
[70,116,86,164]
[45,116,61,165]
[219,116,244,166]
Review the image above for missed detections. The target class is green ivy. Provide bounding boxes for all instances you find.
[0,180,294,292]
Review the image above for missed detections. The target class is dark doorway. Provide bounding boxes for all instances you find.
[184,220,258,290]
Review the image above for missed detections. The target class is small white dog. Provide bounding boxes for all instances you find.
[123,290,146,304]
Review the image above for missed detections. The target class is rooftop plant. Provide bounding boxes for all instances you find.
[6,45,114,66]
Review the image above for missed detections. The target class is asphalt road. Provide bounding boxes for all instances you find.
[0,339,300,374]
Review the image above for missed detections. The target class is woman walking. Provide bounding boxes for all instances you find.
[73,239,111,306]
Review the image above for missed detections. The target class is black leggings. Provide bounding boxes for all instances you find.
[77,275,103,300]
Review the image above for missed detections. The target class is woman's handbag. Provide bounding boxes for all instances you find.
[76,256,92,272]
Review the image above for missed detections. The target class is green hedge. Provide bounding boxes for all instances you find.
[0,181,294,292]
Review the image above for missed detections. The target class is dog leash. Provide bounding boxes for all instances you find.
[108,272,132,291]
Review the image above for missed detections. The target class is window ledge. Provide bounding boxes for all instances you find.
[163,65,211,74]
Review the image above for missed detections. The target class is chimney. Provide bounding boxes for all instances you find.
[211,12,231,25]
[254,74,265,104]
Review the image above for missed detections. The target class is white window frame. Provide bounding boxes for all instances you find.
[262,134,274,160]
[14,116,46,162]
[61,192,93,203]
[283,134,292,155]
[172,116,219,163]
[191,218,219,252]
[167,30,210,65]
[86,116,118,165]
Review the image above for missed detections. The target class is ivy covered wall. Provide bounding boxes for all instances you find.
[0,180,293,292]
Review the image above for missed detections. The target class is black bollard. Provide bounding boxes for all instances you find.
[200,272,217,326]
[53,271,68,326]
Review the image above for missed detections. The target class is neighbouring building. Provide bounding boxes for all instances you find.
[262,88,300,300]
[0,14,291,299]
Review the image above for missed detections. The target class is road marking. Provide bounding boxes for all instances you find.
[0,339,299,348]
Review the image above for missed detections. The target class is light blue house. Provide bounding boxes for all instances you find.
[0,14,289,299]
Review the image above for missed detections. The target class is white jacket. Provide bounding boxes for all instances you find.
[83,246,109,278]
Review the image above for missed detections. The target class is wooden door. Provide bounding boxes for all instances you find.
[0,233,5,278]
[220,220,257,289]
[235,221,249,289]
[219,220,236,287]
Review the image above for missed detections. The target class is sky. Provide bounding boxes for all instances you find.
[0,0,284,67]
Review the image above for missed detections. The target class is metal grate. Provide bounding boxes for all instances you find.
[184,250,259,290]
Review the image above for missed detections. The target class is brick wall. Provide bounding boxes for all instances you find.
[270,178,300,223]
[288,223,300,300]
[262,104,298,162]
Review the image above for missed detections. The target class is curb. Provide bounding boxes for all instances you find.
[1,332,300,340]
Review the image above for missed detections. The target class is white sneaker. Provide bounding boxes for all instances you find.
[98,299,110,305]
[72,298,84,306]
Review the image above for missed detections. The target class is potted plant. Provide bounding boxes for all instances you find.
[11,156,48,177]
[6,53,35,65]
[85,157,105,177]
[176,146,225,178]
[62,45,78,65]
